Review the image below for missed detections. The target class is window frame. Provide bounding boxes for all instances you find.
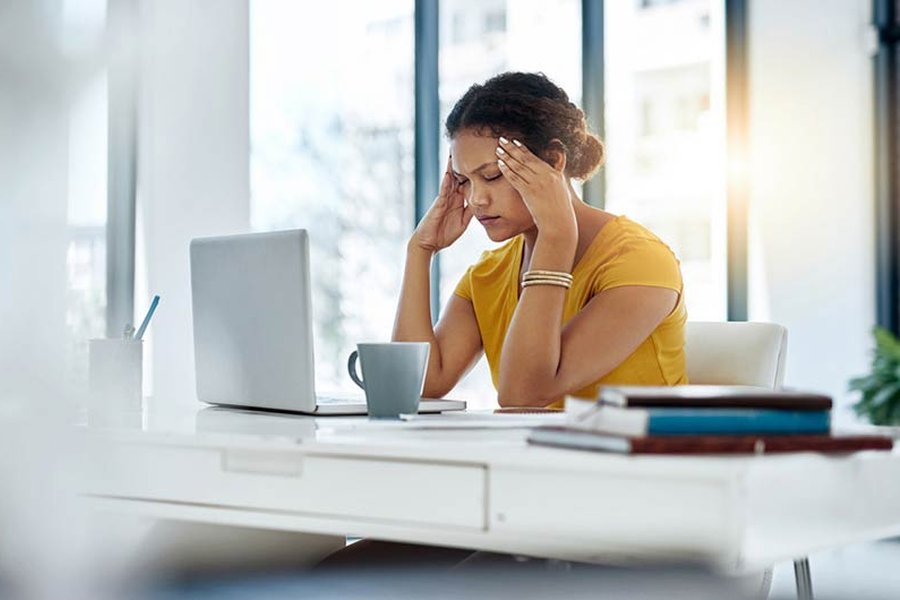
[874,0,900,335]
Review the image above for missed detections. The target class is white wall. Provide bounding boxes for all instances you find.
[138,0,250,408]
[0,8,71,406]
[748,0,875,413]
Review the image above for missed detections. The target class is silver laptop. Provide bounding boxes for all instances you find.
[189,229,466,415]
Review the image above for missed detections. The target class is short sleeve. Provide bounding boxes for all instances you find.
[453,264,475,301]
[592,239,682,294]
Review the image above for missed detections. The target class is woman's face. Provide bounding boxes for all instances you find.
[449,128,536,242]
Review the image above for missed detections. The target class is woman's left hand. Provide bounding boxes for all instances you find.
[496,136,576,241]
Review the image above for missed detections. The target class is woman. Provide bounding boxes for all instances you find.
[316,71,689,572]
[393,71,687,408]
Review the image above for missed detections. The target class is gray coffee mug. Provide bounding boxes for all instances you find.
[347,342,430,419]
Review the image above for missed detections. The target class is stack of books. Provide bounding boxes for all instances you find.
[527,385,895,455]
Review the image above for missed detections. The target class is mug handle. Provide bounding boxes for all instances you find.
[347,350,365,389]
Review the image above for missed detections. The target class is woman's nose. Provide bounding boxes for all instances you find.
[467,187,489,208]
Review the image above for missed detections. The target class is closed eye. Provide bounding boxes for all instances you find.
[456,173,501,185]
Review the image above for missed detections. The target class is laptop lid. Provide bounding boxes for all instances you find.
[190,229,318,411]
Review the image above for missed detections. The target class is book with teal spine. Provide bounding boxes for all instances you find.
[565,399,830,437]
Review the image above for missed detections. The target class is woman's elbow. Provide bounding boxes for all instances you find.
[422,374,453,399]
[497,381,556,408]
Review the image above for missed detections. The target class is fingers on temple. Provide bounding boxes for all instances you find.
[497,158,525,187]
[498,137,538,174]
[497,149,531,184]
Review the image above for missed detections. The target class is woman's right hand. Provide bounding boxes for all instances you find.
[410,156,474,253]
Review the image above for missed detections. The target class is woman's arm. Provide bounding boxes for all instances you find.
[498,281,677,407]
[495,137,677,406]
[392,244,482,398]
[392,156,482,397]
[496,228,574,405]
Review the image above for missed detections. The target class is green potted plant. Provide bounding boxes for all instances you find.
[849,327,900,426]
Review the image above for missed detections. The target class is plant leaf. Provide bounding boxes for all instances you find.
[874,327,900,361]
[848,376,879,394]
[864,382,900,425]
[849,328,900,424]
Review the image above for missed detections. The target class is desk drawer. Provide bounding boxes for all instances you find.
[89,443,486,530]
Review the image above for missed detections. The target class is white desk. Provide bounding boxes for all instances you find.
[82,405,900,594]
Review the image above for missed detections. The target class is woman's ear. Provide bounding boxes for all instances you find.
[543,139,568,173]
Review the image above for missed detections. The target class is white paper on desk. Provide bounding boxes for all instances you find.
[326,412,567,431]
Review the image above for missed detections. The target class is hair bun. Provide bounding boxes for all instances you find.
[569,133,605,181]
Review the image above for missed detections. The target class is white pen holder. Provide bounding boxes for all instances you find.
[88,338,143,415]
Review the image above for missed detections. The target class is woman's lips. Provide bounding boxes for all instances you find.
[477,215,500,226]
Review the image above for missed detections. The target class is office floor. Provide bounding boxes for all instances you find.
[134,539,900,600]
[768,539,900,600]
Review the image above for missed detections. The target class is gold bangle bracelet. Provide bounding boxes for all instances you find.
[521,279,571,289]
[522,282,570,290]
[524,269,573,281]
[522,277,574,287]
[522,274,573,284]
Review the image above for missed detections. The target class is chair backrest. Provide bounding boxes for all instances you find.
[684,321,788,389]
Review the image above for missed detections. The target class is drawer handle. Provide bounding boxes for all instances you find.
[222,450,304,477]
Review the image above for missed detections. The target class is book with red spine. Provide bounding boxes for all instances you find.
[527,426,894,455]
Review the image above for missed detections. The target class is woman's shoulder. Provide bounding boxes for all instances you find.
[605,215,669,245]
[588,215,678,262]
[579,215,683,291]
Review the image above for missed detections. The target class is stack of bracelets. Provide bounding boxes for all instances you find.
[521,270,573,290]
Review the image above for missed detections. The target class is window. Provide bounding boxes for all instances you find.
[251,0,415,392]
[249,0,729,405]
[605,0,727,320]
[438,0,581,407]
[484,10,506,34]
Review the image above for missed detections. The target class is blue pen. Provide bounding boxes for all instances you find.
[134,295,160,340]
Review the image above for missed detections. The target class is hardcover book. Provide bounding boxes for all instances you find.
[591,385,833,411]
[564,400,831,437]
[527,426,894,455]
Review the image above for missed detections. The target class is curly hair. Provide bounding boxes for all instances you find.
[445,72,605,181]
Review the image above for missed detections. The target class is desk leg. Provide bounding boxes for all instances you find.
[793,557,814,600]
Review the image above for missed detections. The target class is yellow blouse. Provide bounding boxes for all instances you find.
[454,215,688,408]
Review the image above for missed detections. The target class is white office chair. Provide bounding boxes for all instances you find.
[684,321,814,600]
[684,321,788,389]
